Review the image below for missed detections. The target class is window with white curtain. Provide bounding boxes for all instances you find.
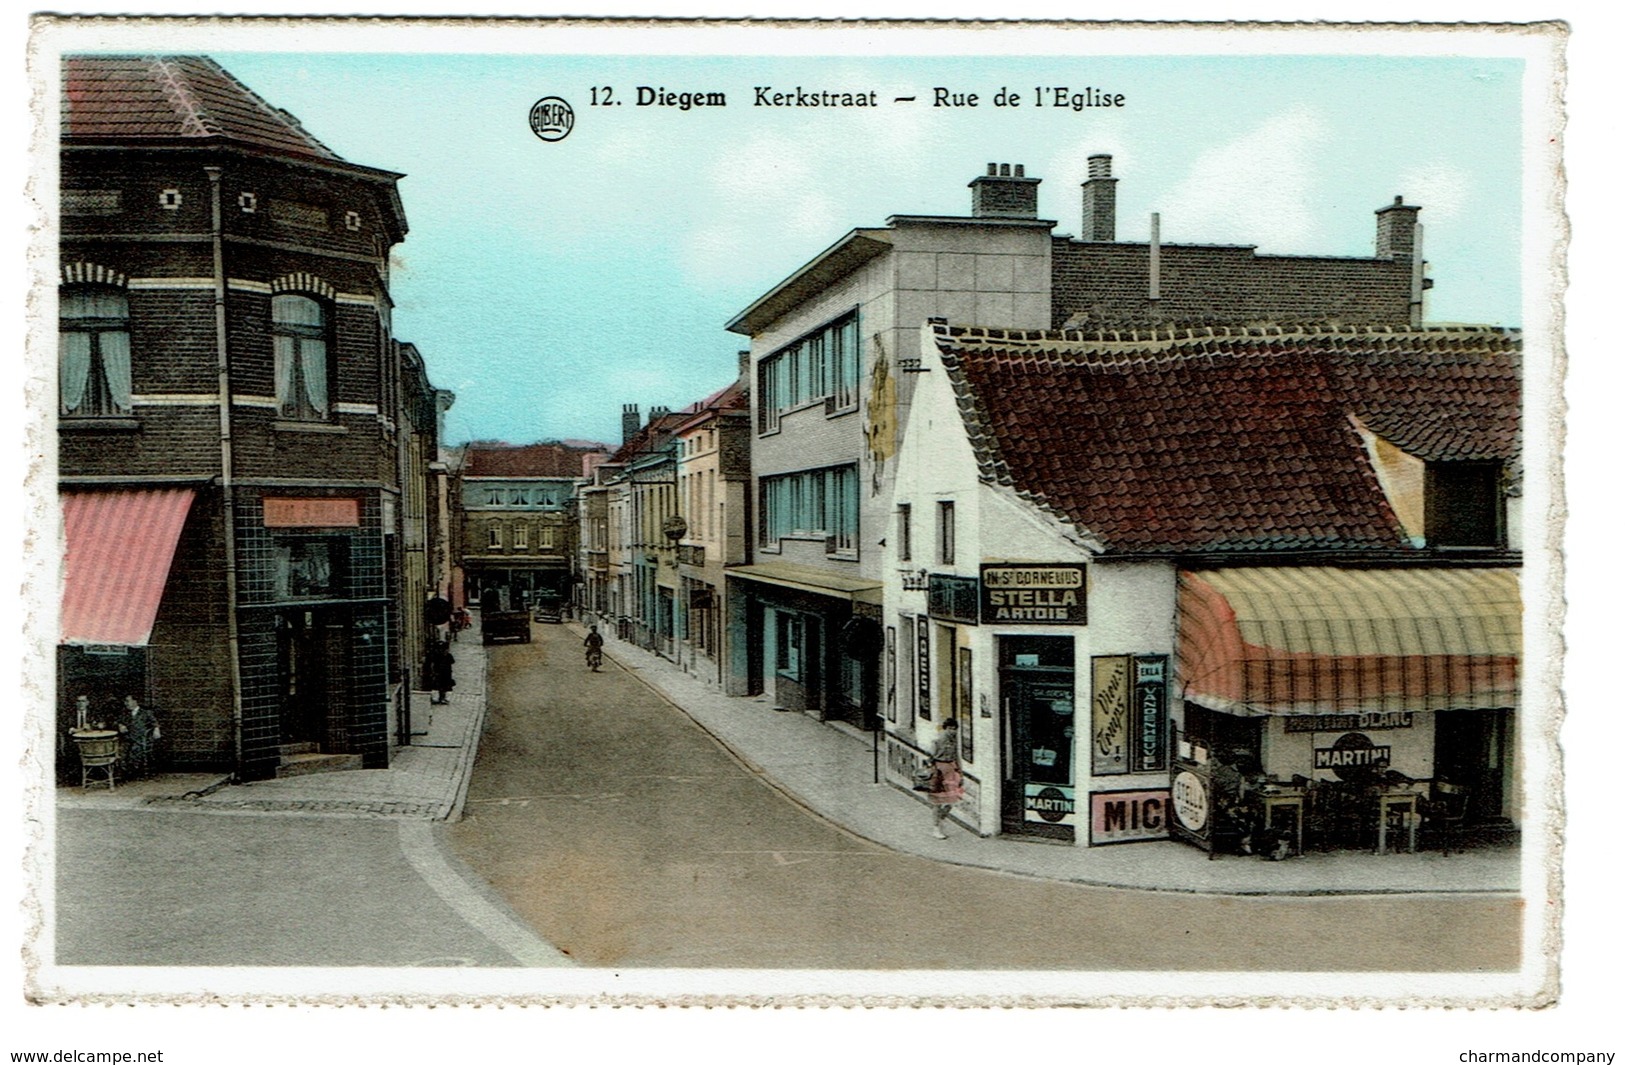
[60,286,132,417]
[272,293,330,420]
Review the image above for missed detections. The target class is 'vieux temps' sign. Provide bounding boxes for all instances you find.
[979,564,1086,625]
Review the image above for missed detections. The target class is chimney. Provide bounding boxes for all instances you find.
[1376,195,1421,261]
[621,403,640,443]
[650,405,671,423]
[1080,153,1117,242]
[969,162,1040,219]
[738,349,751,384]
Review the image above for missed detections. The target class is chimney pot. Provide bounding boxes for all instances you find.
[1375,195,1422,262]
[1080,153,1118,242]
[969,163,1040,219]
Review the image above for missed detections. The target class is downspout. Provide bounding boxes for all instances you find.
[1148,212,1162,318]
[206,166,246,779]
[1409,223,1426,326]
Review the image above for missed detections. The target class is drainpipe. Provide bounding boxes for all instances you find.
[206,166,246,779]
[1410,223,1426,326]
[1148,212,1162,316]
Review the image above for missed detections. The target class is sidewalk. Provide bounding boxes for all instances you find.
[57,623,490,822]
[587,622,1523,898]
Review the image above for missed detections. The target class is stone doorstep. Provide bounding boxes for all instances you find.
[275,752,365,778]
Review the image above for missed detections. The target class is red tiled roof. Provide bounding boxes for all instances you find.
[462,441,609,478]
[63,55,340,161]
[934,322,1521,555]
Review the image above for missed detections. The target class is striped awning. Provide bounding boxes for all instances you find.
[1177,567,1520,716]
[60,488,196,646]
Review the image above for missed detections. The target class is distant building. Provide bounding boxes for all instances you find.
[454,441,608,611]
[725,157,1431,729]
[673,371,752,685]
[57,55,434,779]
[886,320,1520,851]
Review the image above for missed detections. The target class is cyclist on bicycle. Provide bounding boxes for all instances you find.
[583,624,605,672]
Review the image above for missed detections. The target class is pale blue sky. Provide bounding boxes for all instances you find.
[208,51,1523,446]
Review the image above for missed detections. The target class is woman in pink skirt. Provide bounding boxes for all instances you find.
[927,718,965,839]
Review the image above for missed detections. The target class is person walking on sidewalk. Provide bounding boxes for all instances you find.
[425,638,456,705]
[926,718,965,839]
[583,624,605,672]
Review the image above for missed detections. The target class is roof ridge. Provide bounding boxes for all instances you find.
[149,56,215,138]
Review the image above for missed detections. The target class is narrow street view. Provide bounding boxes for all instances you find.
[447,623,1522,971]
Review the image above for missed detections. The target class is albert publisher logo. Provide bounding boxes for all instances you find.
[529,96,574,142]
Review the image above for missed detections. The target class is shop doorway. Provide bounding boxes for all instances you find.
[276,608,349,749]
[1435,708,1513,824]
[998,636,1076,841]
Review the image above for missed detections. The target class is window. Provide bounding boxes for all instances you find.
[273,537,346,600]
[777,612,803,680]
[60,286,132,417]
[514,524,528,550]
[937,501,956,565]
[760,464,859,554]
[541,527,555,549]
[488,524,503,550]
[1426,462,1504,548]
[272,294,330,420]
[757,311,860,433]
[897,503,912,562]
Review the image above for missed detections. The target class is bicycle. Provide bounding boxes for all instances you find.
[585,646,603,672]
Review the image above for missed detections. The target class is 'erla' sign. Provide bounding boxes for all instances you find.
[263,497,361,528]
[979,563,1086,624]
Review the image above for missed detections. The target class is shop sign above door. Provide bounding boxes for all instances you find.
[263,496,361,528]
[979,564,1086,624]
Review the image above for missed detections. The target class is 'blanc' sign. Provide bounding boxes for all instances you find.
[979,563,1086,624]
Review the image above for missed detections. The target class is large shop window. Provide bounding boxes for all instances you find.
[757,311,861,432]
[760,464,859,554]
[274,536,348,600]
[60,286,132,417]
[272,293,332,420]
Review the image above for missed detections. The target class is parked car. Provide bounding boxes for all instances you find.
[482,608,532,645]
[533,596,564,624]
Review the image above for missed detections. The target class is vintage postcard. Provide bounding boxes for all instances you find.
[20,11,1576,1033]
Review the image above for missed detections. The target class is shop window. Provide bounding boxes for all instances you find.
[273,537,347,600]
[937,501,956,565]
[777,612,803,681]
[1426,461,1504,548]
[60,286,132,417]
[272,293,332,420]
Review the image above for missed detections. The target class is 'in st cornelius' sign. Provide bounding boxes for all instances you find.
[979,563,1086,624]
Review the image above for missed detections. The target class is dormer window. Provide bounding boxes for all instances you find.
[1426,461,1504,548]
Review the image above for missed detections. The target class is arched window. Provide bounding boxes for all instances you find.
[272,294,330,419]
[60,286,131,416]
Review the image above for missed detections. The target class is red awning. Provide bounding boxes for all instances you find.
[60,488,196,646]
[1177,567,1521,716]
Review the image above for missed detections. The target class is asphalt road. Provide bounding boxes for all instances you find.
[55,808,560,968]
[448,624,1523,970]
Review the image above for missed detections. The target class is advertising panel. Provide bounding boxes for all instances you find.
[979,563,1086,624]
[1090,654,1130,775]
[1089,788,1172,845]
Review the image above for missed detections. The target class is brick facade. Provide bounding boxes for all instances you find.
[57,56,420,780]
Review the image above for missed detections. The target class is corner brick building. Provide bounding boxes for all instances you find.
[57,56,428,780]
